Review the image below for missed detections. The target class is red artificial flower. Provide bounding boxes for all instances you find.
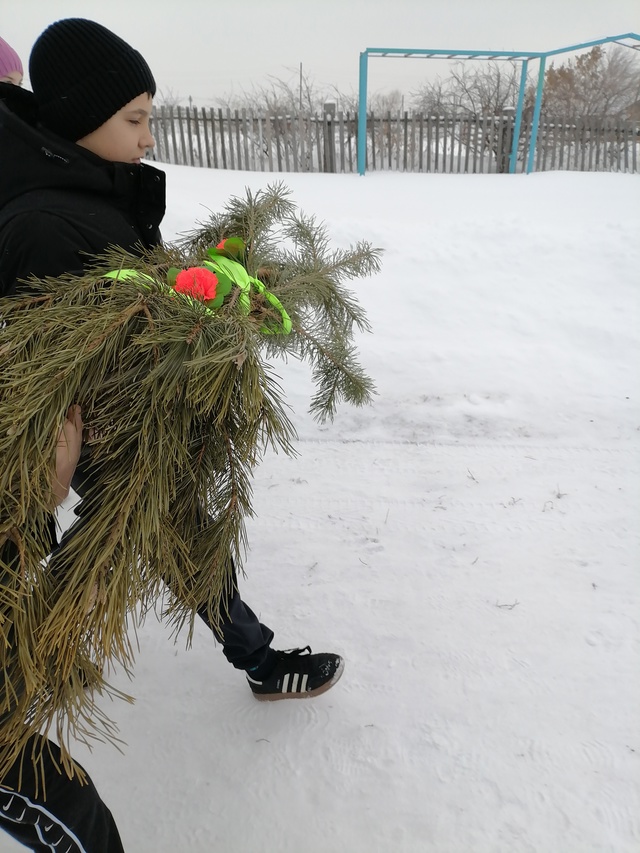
[216,239,227,250]
[174,267,218,302]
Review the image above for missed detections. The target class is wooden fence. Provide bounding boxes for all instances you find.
[149,106,640,175]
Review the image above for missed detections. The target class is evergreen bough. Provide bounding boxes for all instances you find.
[0,183,381,784]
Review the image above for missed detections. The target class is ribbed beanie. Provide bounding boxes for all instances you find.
[0,36,23,79]
[29,18,155,141]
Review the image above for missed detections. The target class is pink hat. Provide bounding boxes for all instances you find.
[0,36,23,79]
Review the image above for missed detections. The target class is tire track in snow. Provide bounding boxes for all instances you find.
[294,437,639,454]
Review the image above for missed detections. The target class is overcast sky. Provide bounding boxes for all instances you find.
[5,0,639,105]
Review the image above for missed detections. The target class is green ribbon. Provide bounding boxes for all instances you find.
[203,252,291,335]
[104,253,291,336]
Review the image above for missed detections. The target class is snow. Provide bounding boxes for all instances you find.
[5,167,639,853]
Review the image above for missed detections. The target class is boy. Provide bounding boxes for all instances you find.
[0,16,342,697]
[0,17,342,851]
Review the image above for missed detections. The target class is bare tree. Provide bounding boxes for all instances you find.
[329,87,405,115]
[217,70,405,118]
[542,45,640,118]
[410,60,524,116]
[217,68,337,115]
[155,87,186,109]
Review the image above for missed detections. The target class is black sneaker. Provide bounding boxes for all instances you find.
[247,646,344,701]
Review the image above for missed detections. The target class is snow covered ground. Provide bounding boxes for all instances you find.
[5,166,638,853]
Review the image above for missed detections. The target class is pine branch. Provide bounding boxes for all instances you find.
[0,182,381,780]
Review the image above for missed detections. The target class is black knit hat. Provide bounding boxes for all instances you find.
[29,18,156,142]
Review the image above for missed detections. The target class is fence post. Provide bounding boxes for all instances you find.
[323,102,336,173]
[498,109,515,173]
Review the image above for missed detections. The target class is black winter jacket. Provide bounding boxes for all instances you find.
[0,83,166,297]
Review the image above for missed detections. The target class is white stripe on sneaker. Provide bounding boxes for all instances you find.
[281,673,291,693]
[300,673,309,693]
[291,673,300,693]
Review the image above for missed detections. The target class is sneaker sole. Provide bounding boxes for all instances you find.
[252,658,345,702]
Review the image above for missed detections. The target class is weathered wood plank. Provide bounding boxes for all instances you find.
[200,107,211,168]
[176,107,187,165]
[282,117,291,172]
[314,114,323,172]
[225,109,234,170]
[540,118,549,172]
[234,109,242,170]
[290,114,299,172]
[559,120,567,170]
[347,112,354,172]
[218,109,227,169]
[247,111,256,172]
[456,116,463,174]
[257,114,265,172]
[298,112,307,171]
[160,106,171,163]
[209,108,219,169]
[185,107,194,166]
[241,109,250,170]
[264,114,274,171]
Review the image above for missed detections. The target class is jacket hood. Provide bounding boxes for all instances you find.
[0,83,162,214]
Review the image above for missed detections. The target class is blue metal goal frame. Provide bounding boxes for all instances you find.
[357,33,640,175]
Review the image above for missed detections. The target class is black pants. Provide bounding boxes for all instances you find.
[0,736,124,852]
[197,577,273,670]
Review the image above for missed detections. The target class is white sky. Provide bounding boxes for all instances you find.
[5,0,640,104]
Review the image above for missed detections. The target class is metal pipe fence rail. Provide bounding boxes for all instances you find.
[149,106,640,175]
